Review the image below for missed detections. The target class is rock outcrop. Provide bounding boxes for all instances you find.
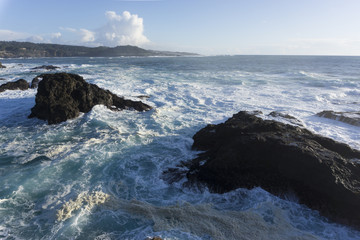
[0,62,6,68]
[30,74,45,88]
[172,111,360,228]
[31,65,60,70]
[28,73,152,124]
[316,110,360,127]
[0,79,29,92]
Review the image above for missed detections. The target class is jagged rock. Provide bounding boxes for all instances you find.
[316,110,360,127]
[169,111,360,228]
[31,65,60,70]
[268,111,304,126]
[28,72,152,124]
[30,74,46,88]
[0,79,29,92]
[0,62,6,68]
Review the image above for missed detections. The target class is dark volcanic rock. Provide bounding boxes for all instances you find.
[30,74,46,88]
[0,79,29,92]
[268,111,304,126]
[177,111,360,228]
[31,65,60,70]
[316,110,360,127]
[28,72,152,124]
[0,62,6,68]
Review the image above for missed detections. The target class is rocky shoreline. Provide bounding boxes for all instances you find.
[1,67,360,231]
[165,111,360,229]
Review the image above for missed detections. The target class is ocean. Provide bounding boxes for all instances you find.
[0,55,360,240]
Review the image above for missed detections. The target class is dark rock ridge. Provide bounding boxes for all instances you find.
[316,110,360,127]
[0,62,5,68]
[28,73,152,124]
[0,79,29,92]
[172,111,360,228]
[31,65,60,70]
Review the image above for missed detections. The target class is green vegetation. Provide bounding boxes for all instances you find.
[0,41,196,58]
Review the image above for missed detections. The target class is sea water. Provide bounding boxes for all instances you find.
[0,56,359,240]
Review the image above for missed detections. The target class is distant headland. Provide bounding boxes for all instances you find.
[0,41,198,58]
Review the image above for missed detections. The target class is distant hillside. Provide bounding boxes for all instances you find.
[0,41,197,58]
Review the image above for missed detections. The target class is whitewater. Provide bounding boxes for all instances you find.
[0,55,359,240]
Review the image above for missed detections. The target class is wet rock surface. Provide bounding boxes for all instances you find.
[316,110,360,127]
[169,111,360,228]
[31,65,60,70]
[28,72,152,124]
[0,79,29,92]
[30,74,46,88]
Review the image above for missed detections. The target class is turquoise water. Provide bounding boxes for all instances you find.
[0,56,360,239]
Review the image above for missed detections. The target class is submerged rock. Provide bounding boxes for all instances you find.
[316,110,360,127]
[28,72,152,124]
[268,111,304,126]
[0,79,29,92]
[31,65,60,70]
[171,111,360,228]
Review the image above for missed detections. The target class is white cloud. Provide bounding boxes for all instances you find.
[58,10,149,47]
[0,29,28,41]
[25,35,44,43]
[51,32,62,39]
[79,29,95,43]
[0,10,149,47]
[59,27,77,33]
[94,11,149,46]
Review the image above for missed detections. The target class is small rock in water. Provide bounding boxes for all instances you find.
[0,62,6,68]
[31,65,60,70]
[268,111,303,126]
[316,110,360,127]
[0,79,29,92]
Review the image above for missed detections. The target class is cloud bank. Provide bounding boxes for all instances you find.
[0,11,149,47]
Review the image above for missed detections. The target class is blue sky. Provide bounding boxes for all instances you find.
[0,0,359,55]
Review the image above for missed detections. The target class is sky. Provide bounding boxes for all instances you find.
[0,0,360,55]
